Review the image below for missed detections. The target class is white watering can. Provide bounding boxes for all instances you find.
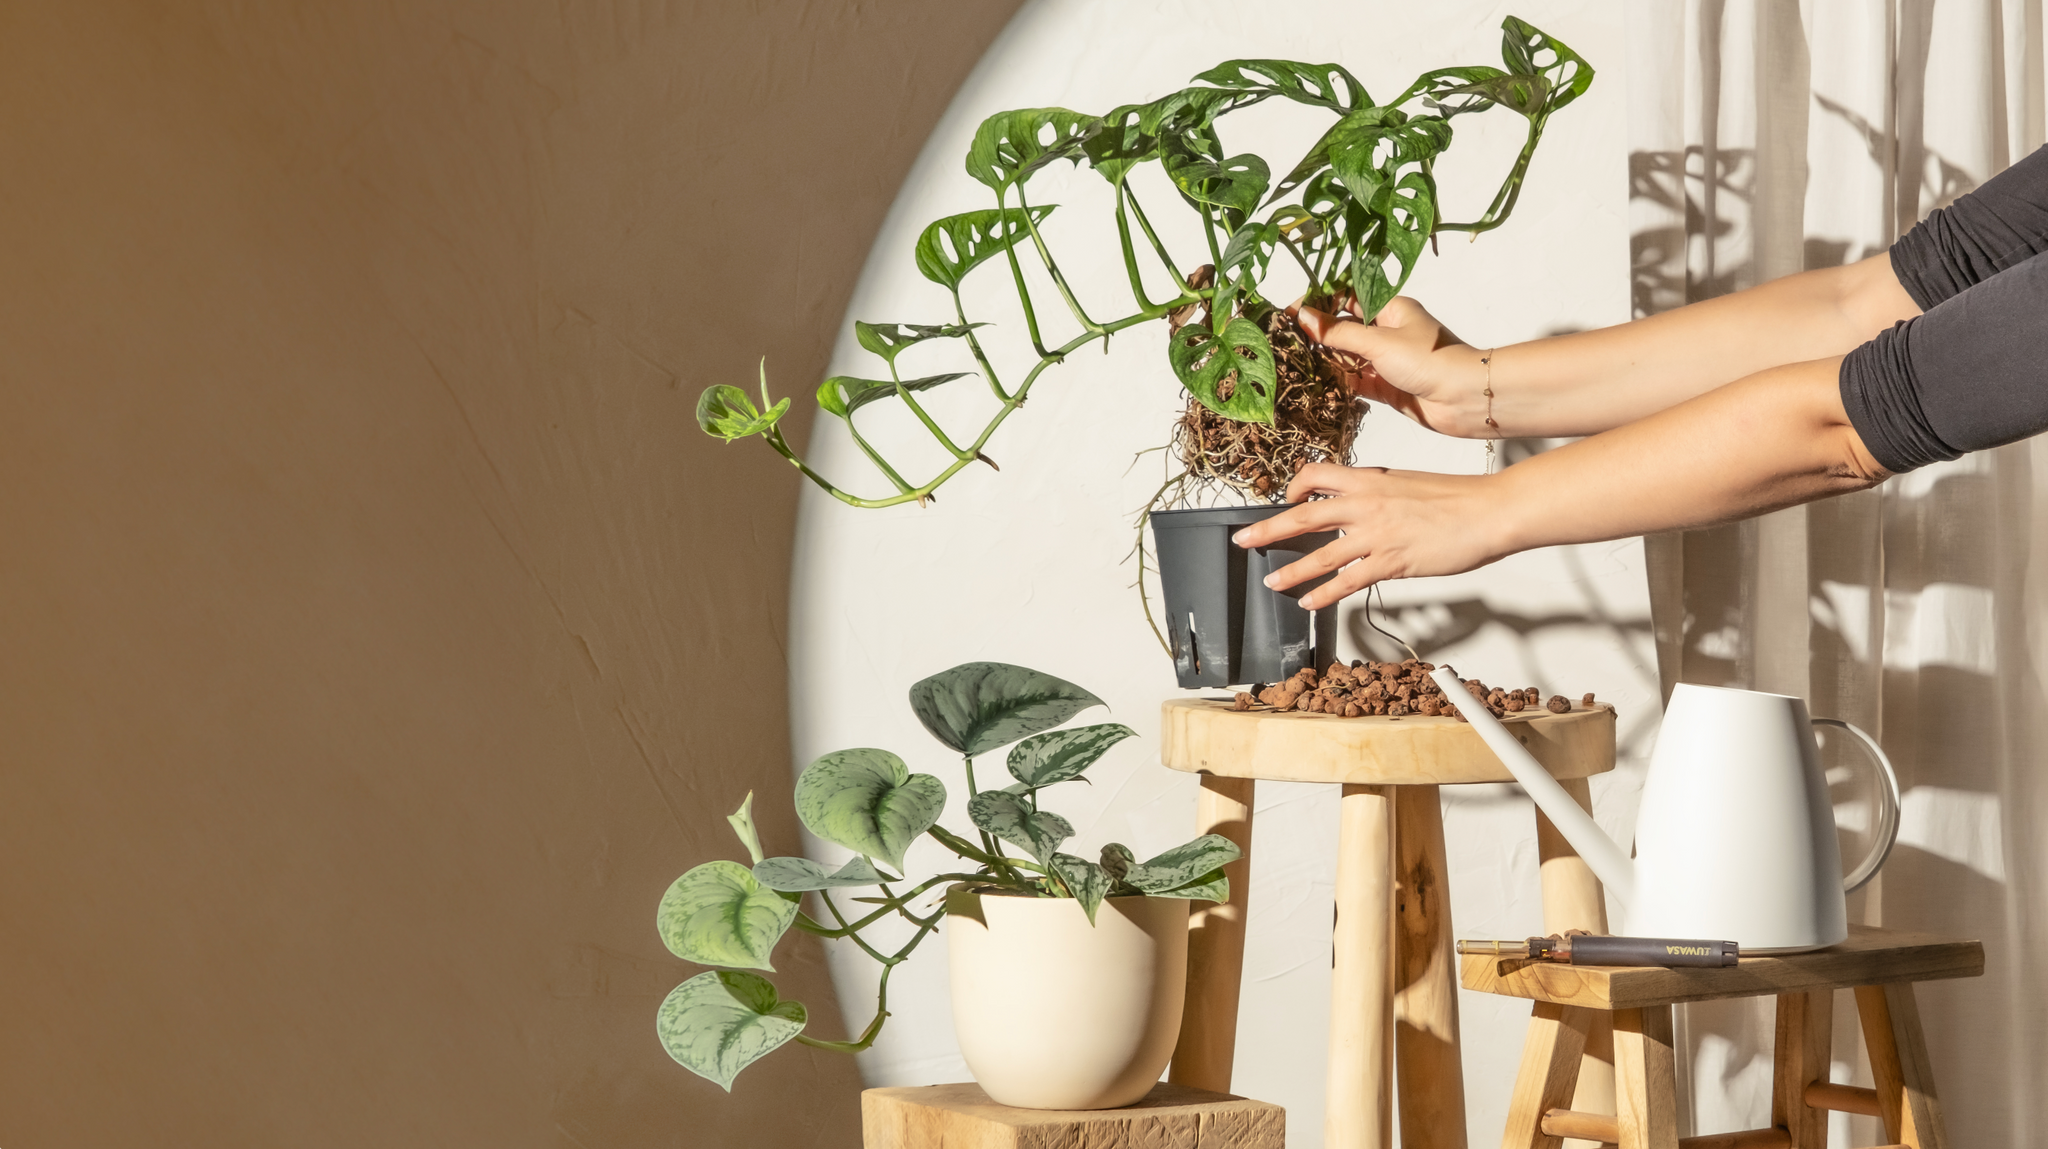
[1431,670,1901,953]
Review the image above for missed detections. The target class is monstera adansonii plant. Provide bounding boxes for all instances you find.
[654,662,1239,1089]
[697,17,1592,505]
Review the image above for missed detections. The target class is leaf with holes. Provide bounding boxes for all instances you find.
[907,663,1105,758]
[853,321,988,369]
[656,860,799,971]
[751,855,889,893]
[1350,169,1438,319]
[657,970,807,1090]
[966,108,1097,191]
[794,749,946,873]
[1192,59,1371,111]
[1500,17,1594,113]
[1325,108,1453,208]
[968,791,1074,867]
[816,373,974,420]
[1168,315,1276,424]
[1393,65,1511,115]
[1006,723,1137,789]
[1122,834,1242,895]
[1082,102,1159,186]
[1049,853,1112,924]
[1162,133,1271,219]
[914,207,1057,290]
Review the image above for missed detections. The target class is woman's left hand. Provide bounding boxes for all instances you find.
[1228,463,1512,610]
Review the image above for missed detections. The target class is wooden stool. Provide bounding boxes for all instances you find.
[1461,925,1986,1149]
[1158,697,1621,1149]
[863,1081,1285,1149]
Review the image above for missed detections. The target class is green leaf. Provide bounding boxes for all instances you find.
[966,108,1097,191]
[1122,834,1242,894]
[907,662,1106,757]
[1082,102,1160,186]
[914,206,1057,290]
[751,855,889,893]
[695,384,789,442]
[1351,169,1439,319]
[1049,853,1111,924]
[1325,108,1453,208]
[656,970,807,1090]
[816,373,974,420]
[1099,842,1136,884]
[1007,723,1137,788]
[1218,220,1280,281]
[726,792,766,865]
[1500,17,1594,112]
[1147,868,1230,903]
[853,321,988,369]
[967,790,1074,867]
[1168,315,1276,424]
[1192,59,1372,111]
[793,749,946,873]
[1162,132,1271,218]
[1393,65,1512,115]
[656,860,799,971]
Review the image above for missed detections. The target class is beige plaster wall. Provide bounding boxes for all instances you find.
[0,3,1018,1145]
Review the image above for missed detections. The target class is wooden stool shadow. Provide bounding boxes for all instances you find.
[1462,925,1985,1149]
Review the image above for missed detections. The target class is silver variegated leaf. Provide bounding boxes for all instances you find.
[794,749,945,873]
[908,662,1105,758]
[656,970,807,1090]
[751,855,889,893]
[1049,852,1112,925]
[967,790,1074,867]
[656,860,799,971]
[1100,842,1136,884]
[1006,723,1136,788]
[1121,834,1242,893]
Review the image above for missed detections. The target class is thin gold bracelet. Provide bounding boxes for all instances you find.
[1480,348,1499,474]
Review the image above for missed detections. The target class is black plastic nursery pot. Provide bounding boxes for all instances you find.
[1150,504,1339,689]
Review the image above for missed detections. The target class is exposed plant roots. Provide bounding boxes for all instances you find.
[1171,307,1368,499]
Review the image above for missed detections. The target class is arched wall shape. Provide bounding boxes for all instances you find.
[789,2,1648,1142]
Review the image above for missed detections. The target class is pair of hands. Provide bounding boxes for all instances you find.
[1230,296,1510,610]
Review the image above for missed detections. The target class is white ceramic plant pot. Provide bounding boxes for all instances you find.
[945,887,1189,1110]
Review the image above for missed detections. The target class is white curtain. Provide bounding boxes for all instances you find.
[1629,2,2047,1143]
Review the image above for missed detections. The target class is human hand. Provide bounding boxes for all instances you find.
[1228,462,1513,609]
[1293,295,1491,438]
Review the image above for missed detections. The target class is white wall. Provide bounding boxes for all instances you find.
[789,3,1653,1145]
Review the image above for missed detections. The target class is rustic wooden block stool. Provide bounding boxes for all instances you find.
[1157,696,1621,1149]
[863,1081,1285,1149]
[1460,924,1985,1149]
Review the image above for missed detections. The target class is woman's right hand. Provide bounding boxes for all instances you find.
[1294,295,1492,438]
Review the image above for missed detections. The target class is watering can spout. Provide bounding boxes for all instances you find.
[1427,667,1636,909]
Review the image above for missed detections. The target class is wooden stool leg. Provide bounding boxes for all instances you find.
[1772,989,1833,1149]
[1501,1001,1594,1149]
[1171,775,1255,1093]
[1394,785,1468,1149]
[1613,1005,1679,1149]
[1855,982,1949,1149]
[1535,776,1616,1147]
[1329,783,1395,1149]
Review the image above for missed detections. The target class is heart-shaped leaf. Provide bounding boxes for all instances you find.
[1146,868,1230,903]
[656,970,807,1091]
[908,663,1106,758]
[656,860,799,971]
[1100,842,1136,884]
[726,792,765,864]
[1500,17,1593,112]
[1007,723,1137,788]
[914,207,1056,290]
[696,385,789,441]
[1192,59,1372,111]
[1122,834,1243,893]
[967,791,1074,867]
[853,321,988,369]
[1049,853,1112,924]
[966,108,1097,191]
[794,749,946,873]
[751,855,889,893]
[1169,315,1276,424]
[816,373,974,420]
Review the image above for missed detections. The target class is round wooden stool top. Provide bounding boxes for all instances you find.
[1159,697,1616,786]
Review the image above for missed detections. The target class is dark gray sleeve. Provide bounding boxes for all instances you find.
[1889,144,2048,309]
[1841,249,2048,473]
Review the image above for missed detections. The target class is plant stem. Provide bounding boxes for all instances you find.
[1016,185,1106,334]
[952,289,1009,402]
[789,871,1007,938]
[1122,184,1187,288]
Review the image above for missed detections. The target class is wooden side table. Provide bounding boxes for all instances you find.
[1460,924,1985,1149]
[863,1081,1285,1149]
[1158,696,1620,1149]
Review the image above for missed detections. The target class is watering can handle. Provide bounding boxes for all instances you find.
[1811,718,1901,893]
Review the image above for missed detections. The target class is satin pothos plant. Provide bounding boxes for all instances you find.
[654,662,1240,1090]
[698,17,1593,503]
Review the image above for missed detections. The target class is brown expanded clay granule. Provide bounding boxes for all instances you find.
[1228,661,1607,723]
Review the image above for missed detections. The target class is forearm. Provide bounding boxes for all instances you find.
[1488,356,1886,551]
[1475,255,1920,438]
